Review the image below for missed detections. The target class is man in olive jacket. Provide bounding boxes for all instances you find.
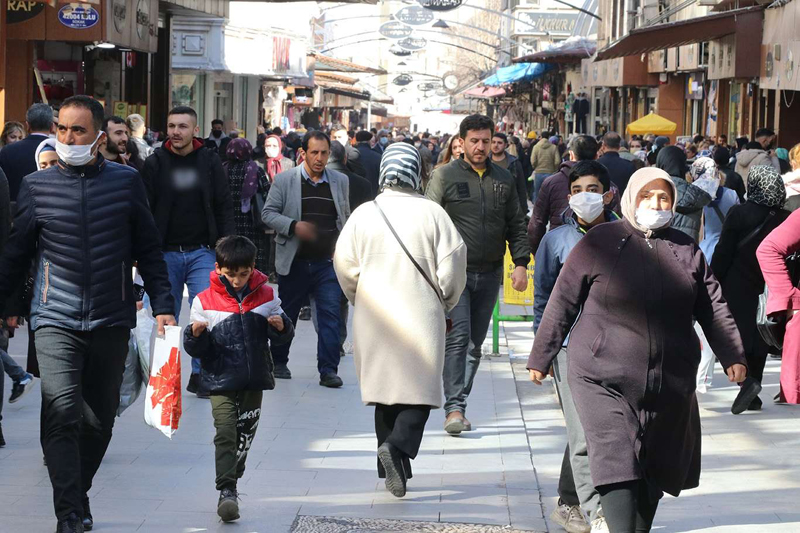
[427,114,530,435]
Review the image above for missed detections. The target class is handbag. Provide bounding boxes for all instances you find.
[251,186,271,232]
[756,252,800,350]
[373,200,452,332]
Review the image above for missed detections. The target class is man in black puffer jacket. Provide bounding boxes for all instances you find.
[0,95,175,533]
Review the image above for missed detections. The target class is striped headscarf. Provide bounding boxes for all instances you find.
[379,142,422,191]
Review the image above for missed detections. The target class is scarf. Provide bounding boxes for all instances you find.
[747,165,786,208]
[620,167,678,238]
[783,168,800,199]
[225,138,259,213]
[689,156,720,198]
[265,135,284,181]
[379,142,422,191]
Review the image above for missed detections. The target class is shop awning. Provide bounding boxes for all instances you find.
[316,79,394,104]
[625,112,677,136]
[315,72,359,85]
[513,37,596,64]
[596,6,765,60]
[311,53,386,75]
[482,63,552,86]
[462,86,506,99]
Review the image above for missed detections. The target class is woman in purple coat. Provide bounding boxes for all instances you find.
[528,167,748,532]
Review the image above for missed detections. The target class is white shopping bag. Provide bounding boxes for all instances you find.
[144,325,183,439]
[695,322,715,394]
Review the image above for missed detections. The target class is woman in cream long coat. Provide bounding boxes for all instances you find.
[334,142,467,499]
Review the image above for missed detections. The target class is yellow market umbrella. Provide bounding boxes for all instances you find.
[625,112,677,136]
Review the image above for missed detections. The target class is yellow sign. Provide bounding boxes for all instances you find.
[113,101,129,118]
[503,247,534,306]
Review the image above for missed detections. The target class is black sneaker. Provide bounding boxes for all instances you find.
[217,488,240,522]
[274,364,292,379]
[186,373,199,394]
[82,495,93,531]
[747,396,763,411]
[55,512,84,533]
[0,424,5,447]
[298,306,312,321]
[9,373,35,403]
[377,442,407,498]
[319,373,343,388]
[731,377,763,415]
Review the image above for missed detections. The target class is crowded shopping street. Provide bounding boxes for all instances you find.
[0,0,800,532]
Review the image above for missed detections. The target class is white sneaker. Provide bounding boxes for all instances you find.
[550,501,590,533]
[590,516,609,533]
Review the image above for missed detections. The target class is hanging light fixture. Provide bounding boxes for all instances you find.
[432,19,450,29]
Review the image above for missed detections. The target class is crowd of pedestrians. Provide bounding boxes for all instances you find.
[0,98,798,533]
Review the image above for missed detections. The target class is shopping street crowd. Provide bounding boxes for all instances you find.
[0,98,798,533]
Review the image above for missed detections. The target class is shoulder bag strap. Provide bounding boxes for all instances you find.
[712,204,726,224]
[373,200,445,307]
[736,210,776,251]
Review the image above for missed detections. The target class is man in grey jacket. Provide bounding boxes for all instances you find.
[262,131,350,387]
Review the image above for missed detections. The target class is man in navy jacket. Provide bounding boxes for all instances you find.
[0,103,55,202]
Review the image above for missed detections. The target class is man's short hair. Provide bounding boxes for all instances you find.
[602,131,622,149]
[713,146,731,167]
[211,119,224,127]
[272,127,282,136]
[126,113,145,132]
[355,130,373,143]
[492,132,508,144]
[61,96,104,132]
[168,106,198,122]
[103,115,126,133]
[215,235,257,271]
[568,135,599,161]
[692,135,704,145]
[302,130,331,152]
[27,103,55,132]
[569,160,610,192]
[745,141,763,150]
[755,128,775,139]
[459,114,494,140]
[541,131,551,139]
[329,140,347,164]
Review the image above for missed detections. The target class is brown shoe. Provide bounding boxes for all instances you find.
[444,411,466,435]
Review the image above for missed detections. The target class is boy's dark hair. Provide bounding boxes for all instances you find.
[569,160,610,192]
[302,130,331,152]
[492,132,508,144]
[168,106,198,122]
[103,115,126,133]
[568,135,599,161]
[459,114,494,140]
[216,236,257,271]
[61,95,104,132]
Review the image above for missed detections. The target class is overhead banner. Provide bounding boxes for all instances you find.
[398,36,427,51]
[393,74,413,86]
[379,21,413,39]
[395,5,434,25]
[390,44,412,56]
[417,0,462,11]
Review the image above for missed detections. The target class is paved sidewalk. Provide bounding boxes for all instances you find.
[0,297,547,533]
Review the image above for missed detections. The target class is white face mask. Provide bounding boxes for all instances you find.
[635,207,673,230]
[55,132,103,167]
[265,146,280,159]
[569,192,605,223]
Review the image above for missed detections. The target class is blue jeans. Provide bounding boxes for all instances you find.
[443,267,502,414]
[272,259,342,375]
[163,248,216,375]
[532,172,551,204]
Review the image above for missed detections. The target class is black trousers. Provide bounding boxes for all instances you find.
[598,480,660,533]
[558,444,580,507]
[374,403,431,480]
[35,326,129,521]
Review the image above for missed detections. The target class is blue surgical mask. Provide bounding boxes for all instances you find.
[379,137,388,146]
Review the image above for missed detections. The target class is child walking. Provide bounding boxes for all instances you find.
[184,235,293,522]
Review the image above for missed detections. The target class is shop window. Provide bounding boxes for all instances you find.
[172,74,205,128]
[214,81,234,125]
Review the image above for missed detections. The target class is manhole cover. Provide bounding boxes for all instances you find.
[291,516,541,533]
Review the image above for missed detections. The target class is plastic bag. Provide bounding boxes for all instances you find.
[144,325,182,439]
[117,333,143,416]
[134,308,155,379]
[695,322,715,394]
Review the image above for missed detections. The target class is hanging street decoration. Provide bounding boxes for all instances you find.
[395,5,435,25]
[379,21,414,39]
[397,36,427,51]
[417,0,463,12]
[393,74,414,86]
[442,72,460,93]
[418,82,436,91]
[390,44,413,57]
[435,88,450,97]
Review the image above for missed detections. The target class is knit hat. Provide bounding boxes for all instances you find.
[527,131,537,140]
[549,135,559,144]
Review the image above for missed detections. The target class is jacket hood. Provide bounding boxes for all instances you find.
[736,148,767,167]
[209,269,269,300]
[656,146,687,179]
[783,168,800,198]
[506,152,518,164]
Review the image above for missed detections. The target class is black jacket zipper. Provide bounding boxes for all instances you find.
[80,174,90,331]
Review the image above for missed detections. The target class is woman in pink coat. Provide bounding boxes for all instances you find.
[756,208,800,404]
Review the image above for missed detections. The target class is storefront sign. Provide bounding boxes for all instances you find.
[7,0,45,24]
[393,74,413,86]
[398,36,427,51]
[395,6,434,25]
[135,0,150,39]
[390,44,412,57]
[417,0,462,11]
[515,11,579,35]
[58,4,100,29]
[379,21,413,40]
[112,0,126,33]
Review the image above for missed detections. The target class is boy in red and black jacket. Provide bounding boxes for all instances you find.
[183,235,293,522]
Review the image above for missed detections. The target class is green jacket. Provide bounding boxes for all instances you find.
[427,158,530,273]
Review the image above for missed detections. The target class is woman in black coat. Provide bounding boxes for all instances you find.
[528,167,747,533]
[711,165,789,412]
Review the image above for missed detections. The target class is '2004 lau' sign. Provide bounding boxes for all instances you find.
[58,4,100,29]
